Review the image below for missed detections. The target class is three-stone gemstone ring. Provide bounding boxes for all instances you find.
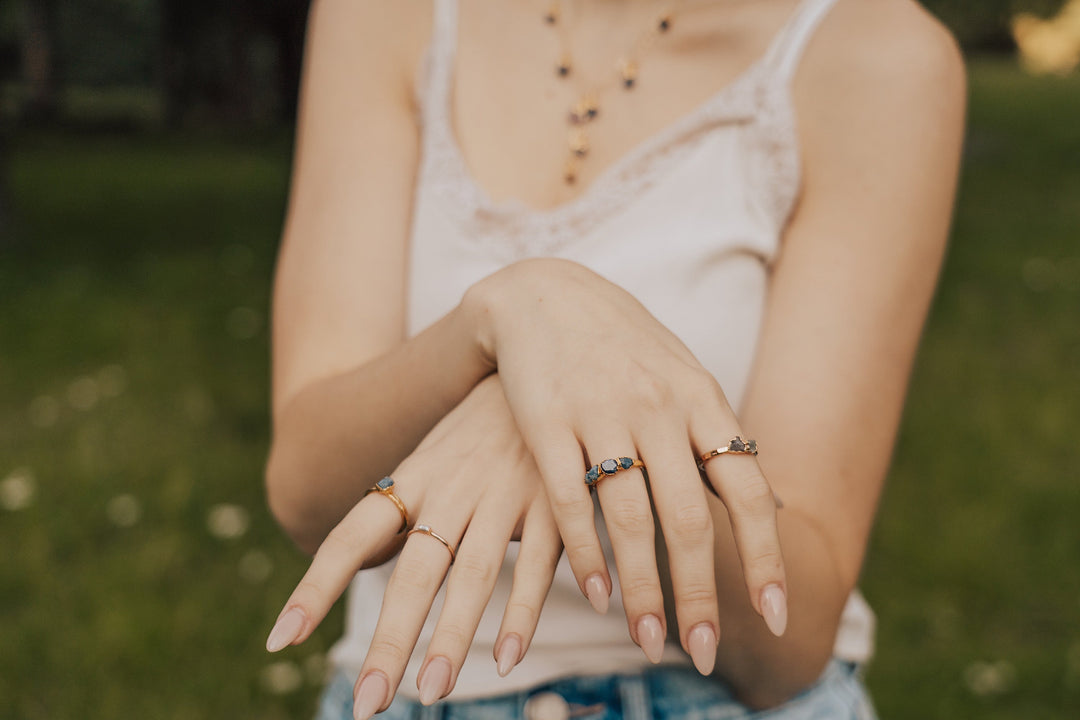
[584,457,646,489]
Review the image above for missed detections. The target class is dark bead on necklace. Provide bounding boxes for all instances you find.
[623,77,636,89]
[544,12,557,24]
[658,17,671,32]
[557,64,570,77]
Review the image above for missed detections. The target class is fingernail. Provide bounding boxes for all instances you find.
[585,574,609,614]
[636,614,665,664]
[417,656,452,706]
[687,623,717,676]
[353,672,389,720]
[496,634,522,677]
[265,607,305,652]
[761,584,788,637]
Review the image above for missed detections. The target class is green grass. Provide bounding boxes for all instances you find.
[1,58,1078,719]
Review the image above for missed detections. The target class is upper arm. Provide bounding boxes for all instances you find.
[741,0,966,592]
[272,0,429,419]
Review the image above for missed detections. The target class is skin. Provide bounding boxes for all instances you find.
[265,0,966,713]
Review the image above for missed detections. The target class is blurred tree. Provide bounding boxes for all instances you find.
[21,0,58,123]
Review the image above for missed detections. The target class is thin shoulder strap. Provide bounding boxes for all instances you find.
[761,0,839,81]
[424,0,459,111]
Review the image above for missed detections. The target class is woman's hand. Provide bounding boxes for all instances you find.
[265,375,562,719]
[465,258,788,669]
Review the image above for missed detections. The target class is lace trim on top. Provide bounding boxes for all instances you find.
[413,0,831,263]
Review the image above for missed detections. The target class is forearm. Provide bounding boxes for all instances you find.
[266,299,494,554]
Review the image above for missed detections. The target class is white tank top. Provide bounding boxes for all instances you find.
[329,0,876,699]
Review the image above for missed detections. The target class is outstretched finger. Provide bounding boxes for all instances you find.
[265,485,410,653]
[527,422,612,613]
[493,495,563,677]
[415,499,520,704]
[689,413,787,637]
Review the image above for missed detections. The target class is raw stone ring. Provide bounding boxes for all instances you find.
[584,457,646,488]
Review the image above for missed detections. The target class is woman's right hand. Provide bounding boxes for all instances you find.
[266,375,562,718]
[463,258,789,671]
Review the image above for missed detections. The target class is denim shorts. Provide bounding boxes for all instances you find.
[314,659,878,720]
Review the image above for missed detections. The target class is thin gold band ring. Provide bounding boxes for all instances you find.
[363,476,410,534]
[407,524,457,564]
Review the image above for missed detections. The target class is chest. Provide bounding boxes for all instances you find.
[447,0,802,211]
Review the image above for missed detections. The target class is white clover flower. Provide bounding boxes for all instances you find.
[28,395,61,428]
[97,365,128,398]
[260,660,304,695]
[207,503,250,540]
[227,307,261,340]
[106,494,142,527]
[238,549,273,583]
[67,376,100,411]
[963,660,1016,697]
[0,468,36,511]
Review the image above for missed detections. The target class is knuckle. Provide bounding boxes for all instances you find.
[633,371,676,411]
[433,622,472,651]
[746,547,785,575]
[504,597,541,627]
[618,574,662,602]
[731,480,778,517]
[366,633,412,665]
[674,582,718,610]
[388,560,440,595]
[319,526,362,560]
[291,579,328,607]
[549,486,589,517]
[449,553,497,589]
[669,503,713,545]
[606,501,654,538]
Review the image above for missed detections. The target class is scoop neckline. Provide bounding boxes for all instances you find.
[434,57,767,223]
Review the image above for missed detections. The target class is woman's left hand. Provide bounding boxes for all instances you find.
[264,374,562,719]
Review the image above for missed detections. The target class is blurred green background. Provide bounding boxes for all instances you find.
[1,2,1078,719]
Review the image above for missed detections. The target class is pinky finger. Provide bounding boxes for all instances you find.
[494,497,562,677]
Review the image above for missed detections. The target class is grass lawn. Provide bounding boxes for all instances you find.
[2,58,1078,719]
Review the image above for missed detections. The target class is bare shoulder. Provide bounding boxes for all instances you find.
[789,0,967,251]
[304,0,431,104]
[800,0,966,97]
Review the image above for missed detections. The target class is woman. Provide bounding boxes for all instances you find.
[263,0,965,718]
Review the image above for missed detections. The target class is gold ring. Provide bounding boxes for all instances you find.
[363,476,410,534]
[697,436,757,472]
[584,457,646,489]
[407,524,457,564]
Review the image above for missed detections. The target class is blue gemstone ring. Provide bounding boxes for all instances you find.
[584,456,645,488]
[363,476,410,534]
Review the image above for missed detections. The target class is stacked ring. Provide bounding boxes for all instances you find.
[363,476,410,534]
[697,435,758,473]
[584,456,646,488]
[407,524,457,564]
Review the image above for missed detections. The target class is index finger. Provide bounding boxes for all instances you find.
[265,488,410,653]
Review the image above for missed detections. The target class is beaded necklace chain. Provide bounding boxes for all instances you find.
[543,0,680,184]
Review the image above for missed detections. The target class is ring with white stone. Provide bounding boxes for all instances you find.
[406,524,457,564]
[584,456,645,489]
[363,476,410,534]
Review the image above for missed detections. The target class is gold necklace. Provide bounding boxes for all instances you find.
[543,0,679,184]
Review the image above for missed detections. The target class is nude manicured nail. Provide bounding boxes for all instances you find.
[636,614,665,664]
[687,623,717,676]
[584,574,609,614]
[265,607,305,652]
[761,584,788,637]
[418,656,452,706]
[496,634,522,677]
[353,672,388,720]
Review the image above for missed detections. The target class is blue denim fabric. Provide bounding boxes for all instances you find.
[314,660,878,720]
